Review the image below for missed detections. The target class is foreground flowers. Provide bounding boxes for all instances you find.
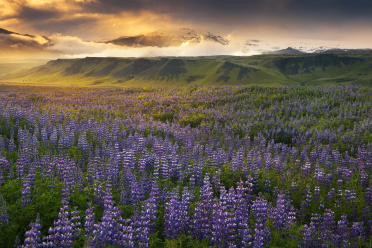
[0,85,371,247]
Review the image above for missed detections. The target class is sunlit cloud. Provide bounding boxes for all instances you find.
[45,33,242,58]
[0,0,371,60]
[0,32,52,51]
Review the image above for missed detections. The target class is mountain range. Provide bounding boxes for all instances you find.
[3,52,372,87]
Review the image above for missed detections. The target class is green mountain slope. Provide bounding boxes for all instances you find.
[2,52,372,87]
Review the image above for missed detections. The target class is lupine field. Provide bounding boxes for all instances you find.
[0,85,372,247]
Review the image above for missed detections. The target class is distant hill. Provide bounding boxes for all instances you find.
[264,47,305,55]
[314,48,372,54]
[2,52,372,87]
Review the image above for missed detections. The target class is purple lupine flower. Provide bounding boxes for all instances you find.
[319,209,336,246]
[84,202,96,237]
[133,198,154,248]
[299,187,311,222]
[179,188,191,236]
[43,205,74,248]
[145,197,157,234]
[363,207,372,237]
[272,193,293,231]
[350,222,366,244]
[313,186,320,201]
[360,170,368,187]
[119,219,135,248]
[149,181,160,204]
[89,183,134,247]
[300,223,318,248]
[192,174,214,240]
[290,182,297,196]
[272,193,285,230]
[23,214,42,248]
[365,187,372,206]
[334,214,350,247]
[327,188,335,201]
[93,181,104,208]
[0,194,9,225]
[264,179,271,194]
[164,187,189,239]
[14,236,22,248]
[70,206,81,239]
[60,181,70,206]
[252,194,270,248]
[21,177,32,206]
[164,190,181,239]
[211,202,237,247]
[235,181,252,247]
[286,206,297,230]
[0,156,10,186]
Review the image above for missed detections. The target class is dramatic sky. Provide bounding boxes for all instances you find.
[1,0,372,60]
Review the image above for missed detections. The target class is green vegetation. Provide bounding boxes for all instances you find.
[2,51,372,87]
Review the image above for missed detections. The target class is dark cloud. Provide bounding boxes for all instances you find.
[285,0,372,25]
[79,0,372,25]
[17,6,62,22]
[245,40,260,47]
[0,31,53,51]
[1,0,372,59]
[3,0,372,39]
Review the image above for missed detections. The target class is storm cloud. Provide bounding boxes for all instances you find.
[0,0,371,59]
[78,0,372,26]
[2,0,372,36]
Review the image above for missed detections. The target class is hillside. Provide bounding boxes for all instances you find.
[264,47,305,55]
[2,52,372,87]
